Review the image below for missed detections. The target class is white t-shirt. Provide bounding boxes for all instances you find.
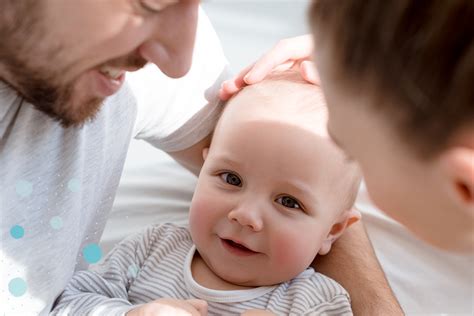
[0,8,228,316]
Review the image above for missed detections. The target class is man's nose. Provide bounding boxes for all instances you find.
[228,206,264,232]
[138,1,199,78]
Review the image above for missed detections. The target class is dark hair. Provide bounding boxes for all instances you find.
[310,0,474,158]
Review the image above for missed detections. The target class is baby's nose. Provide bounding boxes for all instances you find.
[228,208,264,232]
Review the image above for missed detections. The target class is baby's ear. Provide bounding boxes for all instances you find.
[318,208,361,255]
[202,147,209,161]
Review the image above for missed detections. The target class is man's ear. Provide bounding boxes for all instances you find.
[202,147,209,161]
[318,208,361,255]
[438,146,474,207]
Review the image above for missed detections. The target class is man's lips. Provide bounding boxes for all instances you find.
[86,64,145,98]
[89,69,126,98]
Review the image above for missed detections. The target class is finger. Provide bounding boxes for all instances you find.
[219,34,314,101]
[218,63,254,101]
[186,299,208,316]
[218,87,233,101]
[244,34,314,84]
[300,60,320,85]
[233,63,255,87]
[219,80,242,101]
[272,60,297,73]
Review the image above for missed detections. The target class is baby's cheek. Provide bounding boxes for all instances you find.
[271,232,312,275]
[189,197,212,238]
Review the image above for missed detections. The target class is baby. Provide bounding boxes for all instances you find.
[51,71,361,316]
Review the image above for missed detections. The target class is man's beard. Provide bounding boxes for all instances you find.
[0,1,147,128]
[8,66,104,128]
[3,53,148,128]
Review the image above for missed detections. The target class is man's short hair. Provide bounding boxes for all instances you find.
[310,0,474,158]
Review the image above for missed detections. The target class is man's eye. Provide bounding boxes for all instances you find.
[219,172,242,187]
[276,196,301,209]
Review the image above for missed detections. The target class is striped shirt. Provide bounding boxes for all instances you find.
[51,224,352,315]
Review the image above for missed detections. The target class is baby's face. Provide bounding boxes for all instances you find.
[189,89,352,286]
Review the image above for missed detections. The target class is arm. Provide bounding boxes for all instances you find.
[50,229,155,315]
[167,133,212,176]
[312,221,403,315]
[51,226,208,316]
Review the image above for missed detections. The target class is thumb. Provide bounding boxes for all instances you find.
[186,299,208,315]
[300,60,320,85]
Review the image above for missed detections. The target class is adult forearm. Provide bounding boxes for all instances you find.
[168,134,212,176]
[312,221,403,315]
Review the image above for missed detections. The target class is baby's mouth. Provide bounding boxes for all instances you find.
[221,238,259,256]
[226,239,250,250]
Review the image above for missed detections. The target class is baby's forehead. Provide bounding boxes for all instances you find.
[221,76,329,137]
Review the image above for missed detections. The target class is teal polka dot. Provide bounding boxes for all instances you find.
[50,216,63,230]
[67,178,81,193]
[15,180,33,198]
[10,225,24,239]
[83,243,102,264]
[8,278,27,297]
[127,264,139,279]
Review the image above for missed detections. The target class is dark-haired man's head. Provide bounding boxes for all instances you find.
[309,0,474,252]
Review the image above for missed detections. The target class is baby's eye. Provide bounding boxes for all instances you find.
[219,172,242,187]
[276,196,301,209]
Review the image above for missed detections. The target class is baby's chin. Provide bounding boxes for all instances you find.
[216,271,277,288]
[211,263,299,288]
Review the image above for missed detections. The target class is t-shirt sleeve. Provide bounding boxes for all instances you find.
[286,271,353,315]
[128,7,230,152]
[303,295,353,315]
